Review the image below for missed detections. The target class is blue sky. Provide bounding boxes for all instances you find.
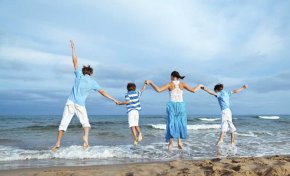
[0,0,290,115]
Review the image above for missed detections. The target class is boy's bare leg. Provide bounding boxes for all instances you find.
[51,130,64,152]
[231,132,235,146]
[83,127,90,149]
[135,126,140,134]
[178,138,183,149]
[168,138,174,150]
[135,126,142,141]
[130,127,138,145]
[217,132,225,145]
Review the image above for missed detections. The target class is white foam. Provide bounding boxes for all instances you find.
[216,144,238,157]
[198,118,220,121]
[236,132,257,137]
[0,145,143,161]
[150,124,220,130]
[258,116,280,120]
[0,146,51,161]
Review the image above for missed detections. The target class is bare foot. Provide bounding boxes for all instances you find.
[51,146,60,153]
[83,136,89,150]
[138,133,143,142]
[134,140,138,146]
[178,143,183,150]
[231,142,236,147]
[168,143,173,151]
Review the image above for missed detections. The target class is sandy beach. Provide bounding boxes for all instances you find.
[1,155,290,176]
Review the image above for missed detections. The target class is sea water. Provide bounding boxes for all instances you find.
[0,115,289,170]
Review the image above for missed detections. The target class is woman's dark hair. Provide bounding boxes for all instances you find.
[171,71,185,79]
[127,83,136,91]
[82,65,93,75]
[214,84,224,92]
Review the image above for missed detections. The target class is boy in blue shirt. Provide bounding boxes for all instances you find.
[117,82,147,145]
[51,40,120,152]
[202,84,248,146]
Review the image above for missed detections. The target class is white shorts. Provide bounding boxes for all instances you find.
[221,108,236,133]
[58,100,91,131]
[128,110,139,127]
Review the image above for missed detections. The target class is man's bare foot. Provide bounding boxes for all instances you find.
[168,143,173,150]
[178,143,183,150]
[138,133,143,142]
[231,142,236,147]
[134,140,138,146]
[51,146,60,152]
[83,136,89,150]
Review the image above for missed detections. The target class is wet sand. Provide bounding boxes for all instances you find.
[1,155,290,176]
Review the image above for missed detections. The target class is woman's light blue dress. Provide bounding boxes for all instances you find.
[165,81,187,142]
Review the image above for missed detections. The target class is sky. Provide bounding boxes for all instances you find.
[0,0,290,115]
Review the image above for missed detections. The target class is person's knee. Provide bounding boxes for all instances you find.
[80,118,90,128]
[59,124,68,131]
[82,123,91,128]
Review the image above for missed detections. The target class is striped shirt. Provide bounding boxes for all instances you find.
[125,90,142,113]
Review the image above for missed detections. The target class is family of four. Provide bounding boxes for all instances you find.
[51,41,248,152]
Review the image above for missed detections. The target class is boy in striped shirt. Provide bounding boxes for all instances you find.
[117,82,147,145]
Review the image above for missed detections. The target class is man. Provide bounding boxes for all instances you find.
[51,40,119,152]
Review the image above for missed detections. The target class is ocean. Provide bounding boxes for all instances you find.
[0,115,289,170]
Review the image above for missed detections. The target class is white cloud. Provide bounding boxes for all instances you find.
[0,0,289,114]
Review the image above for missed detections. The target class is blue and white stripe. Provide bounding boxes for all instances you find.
[125,90,142,113]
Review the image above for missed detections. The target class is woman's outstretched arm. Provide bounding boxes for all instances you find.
[183,83,204,93]
[146,80,170,93]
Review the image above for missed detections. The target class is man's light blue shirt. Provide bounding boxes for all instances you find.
[216,90,232,111]
[68,69,102,106]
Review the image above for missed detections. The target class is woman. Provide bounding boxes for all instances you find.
[146,71,203,150]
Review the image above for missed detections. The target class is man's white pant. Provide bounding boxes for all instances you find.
[59,100,91,131]
[221,108,236,133]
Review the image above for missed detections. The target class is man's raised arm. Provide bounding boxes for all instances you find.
[70,40,78,70]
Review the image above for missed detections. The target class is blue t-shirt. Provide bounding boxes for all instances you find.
[216,90,232,111]
[68,69,102,106]
[125,90,142,113]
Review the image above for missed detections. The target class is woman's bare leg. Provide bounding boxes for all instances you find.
[168,138,174,150]
[178,138,183,149]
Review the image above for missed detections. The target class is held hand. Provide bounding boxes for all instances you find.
[199,84,204,89]
[145,80,151,84]
[115,100,122,105]
[243,85,249,89]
